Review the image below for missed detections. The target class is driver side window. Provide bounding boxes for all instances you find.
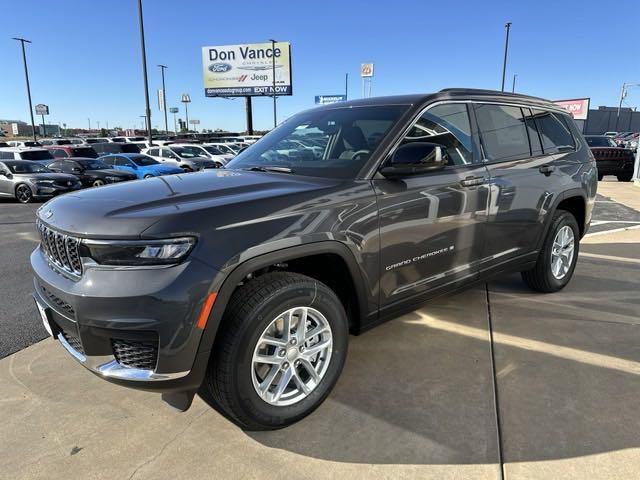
[399,103,474,166]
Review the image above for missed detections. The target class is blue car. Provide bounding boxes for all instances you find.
[99,153,183,179]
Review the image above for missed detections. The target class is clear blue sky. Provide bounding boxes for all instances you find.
[1,0,639,132]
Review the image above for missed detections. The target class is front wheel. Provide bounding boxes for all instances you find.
[15,183,33,203]
[205,272,348,430]
[521,210,579,292]
[92,179,105,187]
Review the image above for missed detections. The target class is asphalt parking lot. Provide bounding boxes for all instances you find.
[1,180,639,479]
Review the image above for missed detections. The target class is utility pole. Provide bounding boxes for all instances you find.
[616,83,640,131]
[137,0,153,146]
[270,39,277,128]
[158,64,169,134]
[345,73,349,100]
[511,74,518,93]
[12,38,37,142]
[501,22,512,92]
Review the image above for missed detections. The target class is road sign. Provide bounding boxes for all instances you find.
[360,63,374,77]
[169,107,179,114]
[35,104,49,115]
[315,95,347,105]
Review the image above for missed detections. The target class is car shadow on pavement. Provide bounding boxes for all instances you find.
[240,241,640,466]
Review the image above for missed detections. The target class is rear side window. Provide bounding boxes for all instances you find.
[522,108,543,156]
[474,104,530,162]
[400,103,474,166]
[148,148,160,156]
[0,152,15,160]
[531,109,575,152]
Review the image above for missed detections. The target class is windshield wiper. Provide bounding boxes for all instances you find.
[245,166,294,174]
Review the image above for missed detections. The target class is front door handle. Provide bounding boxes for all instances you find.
[539,165,556,176]
[460,176,486,187]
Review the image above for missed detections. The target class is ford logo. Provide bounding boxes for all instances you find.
[208,62,232,73]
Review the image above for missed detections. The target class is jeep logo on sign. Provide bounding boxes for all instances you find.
[208,62,232,73]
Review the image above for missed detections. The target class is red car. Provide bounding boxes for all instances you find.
[45,144,98,159]
[584,135,635,181]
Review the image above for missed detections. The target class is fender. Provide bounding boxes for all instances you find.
[536,187,588,251]
[196,240,370,356]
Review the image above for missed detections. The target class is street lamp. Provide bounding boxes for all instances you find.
[158,64,169,134]
[269,39,277,128]
[512,74,518,93]
[181,94,191,132]
[12,37,37,142]
[615,82,640,131]
[501,22,512,92]
[136,0,153,146]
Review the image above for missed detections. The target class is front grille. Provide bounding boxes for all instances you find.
[41,286,75,316]
[112,339,158,370]
[37,221,83,277]
[62,331,84,355]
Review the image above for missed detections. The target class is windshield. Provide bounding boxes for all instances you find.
[173,146,202,158]
[5,161,52,174]
[21,150,54,160]
[586,136,617,147]
[227,105,408,178]
[204,146,223,155]
[22,141,42,147]
[77,159,110,170]
[131,155,159,166]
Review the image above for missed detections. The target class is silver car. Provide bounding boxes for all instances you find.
[0,160,81,203]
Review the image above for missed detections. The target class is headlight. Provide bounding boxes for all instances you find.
[81,237,196,266]
[33,179,54,185]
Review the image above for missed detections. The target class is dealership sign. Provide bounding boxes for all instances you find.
[35,104,49,115]
[361,63,374,77]
[315,95,346,105]
[201,42,292,97]
[553,98,590,120]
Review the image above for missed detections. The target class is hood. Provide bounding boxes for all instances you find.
[20,172,79,181]
[38,169,338,238]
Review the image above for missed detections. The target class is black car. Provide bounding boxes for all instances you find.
[92,143,141,155]
[584,135,635,181]
[46,158,137,187]
[0,160,81,203]
[31,89,597,430]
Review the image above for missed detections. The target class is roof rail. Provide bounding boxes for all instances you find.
[439,87,550,103]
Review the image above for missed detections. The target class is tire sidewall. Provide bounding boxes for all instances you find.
[15,183,32,203]
[230,281,348,427]
[541,212,580,290]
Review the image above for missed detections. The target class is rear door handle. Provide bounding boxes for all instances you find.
[460,176,487,187]
[539,165,556,176]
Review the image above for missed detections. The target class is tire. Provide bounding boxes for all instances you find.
[144,174,154,179]
[617,173,633,182]
[92,179,105,187]
[15,183,33,204]
[205,271,348,430]
[521,210,580,293]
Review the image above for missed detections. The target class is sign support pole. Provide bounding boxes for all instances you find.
[41,114,46,137]
[245,96,254,135]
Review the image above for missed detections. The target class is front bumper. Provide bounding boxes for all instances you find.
[31,246,219,393]
[33,184,82,198]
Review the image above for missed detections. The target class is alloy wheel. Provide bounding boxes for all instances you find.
[93,179,105,187]
[16,184,32,203]
[550,225,575,280]
[251,306,333,407]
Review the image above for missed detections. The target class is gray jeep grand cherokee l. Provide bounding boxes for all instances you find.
[31,89,597,430]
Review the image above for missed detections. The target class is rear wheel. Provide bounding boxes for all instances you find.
[617,173,633,182]
[92,179,105,187]
[15,184,33,204]
[521,210,579,292]
[205,272,348,430]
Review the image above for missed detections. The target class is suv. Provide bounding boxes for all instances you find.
[0,147,55,163]
[92,142,141,155]
[31,89,596,430]
[584,135,635,181]
[143,145,218,171]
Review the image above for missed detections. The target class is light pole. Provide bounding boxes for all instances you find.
[181,94,191,132]
[158,64,169,134]
[88,118,91,131]
[137,0,153,146]
[12,37,37,142]
[269,39,277,128]
[345,72,349,100]
[615,82,640,131]
[511,74,518,93]
[501,22,512,92]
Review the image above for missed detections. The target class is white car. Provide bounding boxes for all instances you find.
[142,145,218,171]
[7,140,43,148]
[206,142,241,156]
[0,147,55,163]
[169,143,231,165]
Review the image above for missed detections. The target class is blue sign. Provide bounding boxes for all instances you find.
[315,95,347,105]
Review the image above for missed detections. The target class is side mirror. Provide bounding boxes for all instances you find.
[380,142,448,177]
